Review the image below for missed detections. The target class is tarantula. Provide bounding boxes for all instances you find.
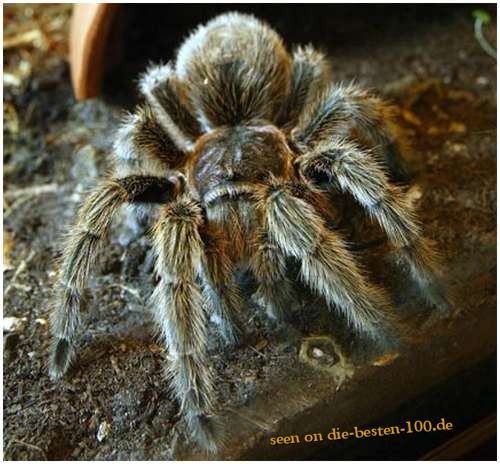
[49,12,449,452]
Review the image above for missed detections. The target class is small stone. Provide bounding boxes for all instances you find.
[97,421,111,442]
[427,126,441,135]
[299,337,354,386]
[449,142,466,154]
[3,316,27,333]
[3,73,21,87]
[311,347,324,358]
[448,121,466,134]
[476,76,489,86]
[35,318,47,326]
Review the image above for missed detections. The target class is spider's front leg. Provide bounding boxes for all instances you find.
[296,139,449,312]
[292,82,410,182]
[150,197,218,452]
[49,176,179,379]
[255,180,397,347]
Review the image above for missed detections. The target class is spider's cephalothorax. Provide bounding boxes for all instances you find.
[190,123,294,202]
[49,12,449,452]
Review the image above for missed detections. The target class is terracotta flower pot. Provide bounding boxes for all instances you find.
[69,3,120,100]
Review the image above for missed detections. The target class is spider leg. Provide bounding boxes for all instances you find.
[112,97,195,238]
[250,229,296,325]
[256,180,397,346]
[200,225,245,347]
[49,176,179,380]
[292,82,410,182]
[139,62,202,151]
[114,103,188,176]
[150,197,218,452]
[278,45,332,130]
[297,139,449,311]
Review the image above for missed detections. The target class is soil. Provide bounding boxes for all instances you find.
[3,4,496,460]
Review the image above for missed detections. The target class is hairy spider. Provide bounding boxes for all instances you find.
[49,12,449,452]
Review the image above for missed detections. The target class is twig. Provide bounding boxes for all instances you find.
[6,283,31,292]
[10,439,47,459]
[4,183,61,201]
[4,249,35,296]
[4,196,32,220]
[109,283,143,302]
[3,30,45,49]
[249,345,265,357]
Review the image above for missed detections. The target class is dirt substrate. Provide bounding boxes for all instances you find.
[3,5,496,460]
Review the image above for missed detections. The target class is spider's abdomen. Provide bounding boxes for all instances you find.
[175,12,291,130]
[191,124,293,202]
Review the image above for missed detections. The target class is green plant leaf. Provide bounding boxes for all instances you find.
[473,9,491,24]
